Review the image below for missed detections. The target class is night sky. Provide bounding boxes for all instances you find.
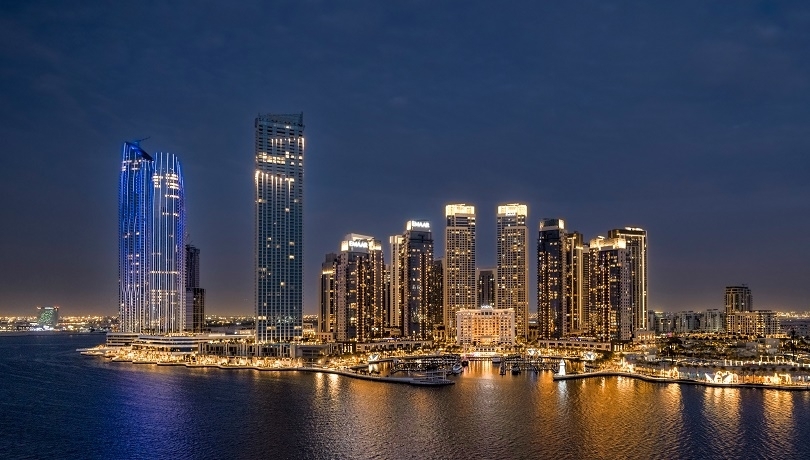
[1,1,808,316]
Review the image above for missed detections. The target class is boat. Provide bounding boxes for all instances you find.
[511,364,521,375]
[499,364,507,376]
[461,356,469,367]
[451,363,463,375]
[491,355,502,364]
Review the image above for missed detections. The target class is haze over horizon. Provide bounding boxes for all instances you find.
[1,1,808,317]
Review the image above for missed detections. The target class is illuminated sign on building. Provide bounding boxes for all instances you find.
[407,220,430,230]
[348,240,369,249]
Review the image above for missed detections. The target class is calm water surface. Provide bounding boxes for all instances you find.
[1,334,809,459]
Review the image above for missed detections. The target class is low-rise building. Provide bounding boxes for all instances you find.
[456,305,515,347]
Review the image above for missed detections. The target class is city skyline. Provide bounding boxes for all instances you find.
[1,2,809,316]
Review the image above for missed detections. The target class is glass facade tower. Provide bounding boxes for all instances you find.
[119,141,154,334]
[255,113,304,343]
[151,152,186,334]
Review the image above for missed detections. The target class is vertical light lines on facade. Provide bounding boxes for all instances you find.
[444,204,476,340]
[255,113,304,343]
[538,218,566,339]
[607,227,648,332]
[151,152,186,334]
[496,203,529,341]
[335,234,385,341]
[119,142,153,334]
[400,220,434,339]
[588,237,632,341]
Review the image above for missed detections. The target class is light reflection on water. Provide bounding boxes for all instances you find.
[3,335,810,460]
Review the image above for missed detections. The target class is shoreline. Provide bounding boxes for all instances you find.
[554,370,810,391]
[93,355,454,387]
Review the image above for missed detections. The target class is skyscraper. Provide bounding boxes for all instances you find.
[388,235,404,330]
[538,218,566,339]
[607,227,648,333]
[319,253,339,334]
[725,285,752,314]
[588,236,632,341]
[335,234,385,341]
[477,268,495,307]
[255,113,304,343]
[185,244,205,333]
[496,204,529,340]
[119,141,154,334]
[564,231,588,335]
[398,220,434,339]
[151,152,186,334]
[444,204,476,341]
[428,258,444,340]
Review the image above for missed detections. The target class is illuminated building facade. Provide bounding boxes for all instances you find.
[607,227,648,332]
[319,253,339,334]
[428,258,444,340]
[726,310,779,336]
[455,305,515,347]
[37,306,59,329]
[538,218,566,339]
[725,285,753,332]
[444,204,476,340]
[588,236,632,341]
[496,204,529,340]
[335,234,385,341]
[477,268,495,308]
[565,231,588,335]
[150,152,186,334]
[395,220,434,339]
[185,245,205,333]
[255,113,304,343]
[388,235,404,329]
[119,141,154,333]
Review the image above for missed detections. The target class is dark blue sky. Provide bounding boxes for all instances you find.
[1,1,808,316]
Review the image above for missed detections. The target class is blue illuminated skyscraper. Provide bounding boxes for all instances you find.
[119,141,154,333]
[150,152,186,334]
[255,113,304,344]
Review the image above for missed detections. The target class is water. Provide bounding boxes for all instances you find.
[2,334,810,460]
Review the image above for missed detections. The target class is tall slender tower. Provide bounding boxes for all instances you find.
[589,236,632,341]
[319,253,339,334]
[607,227,647,333]
[388,235,404,330]
[119,141,154,334]
[255,113,304,343]
[564,232,588,335]
[497,204,529,340]
[399,220,434,339]
[537,218,566,339]
[150,152,186,334]
[185,244,205,333]
[444,204,476,341]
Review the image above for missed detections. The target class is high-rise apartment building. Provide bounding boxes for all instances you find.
[588,237,632,341]
[538,218,566,339]
[607,227,647,332]
[185,244,205,333]
[388,235,404,329]
[496,204,529,340]
[319,253,339,334]
[444,204,476,341]
[477,268,495,307]
[335,234,385,342]
[397,220,434,339]
[725,285,752,314]
[428,258,444,340]
[150,152,186,334]
[119,141,154,334]
[255,113,304,343]
[565,231,588,335]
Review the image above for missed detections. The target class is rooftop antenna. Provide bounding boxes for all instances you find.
[132,136,150,146]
